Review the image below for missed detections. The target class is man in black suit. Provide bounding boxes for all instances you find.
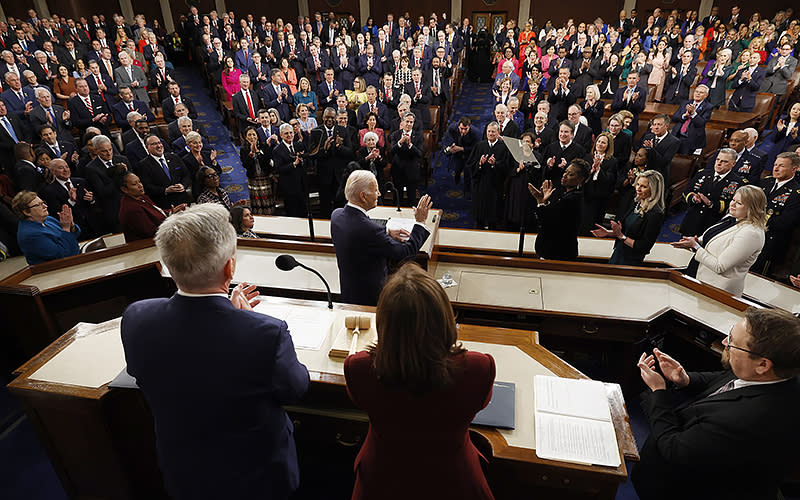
[664,51,697,105]
[272,123,308,217]
[633,307,800,500]
[13,142,46,193]
[41,158,100,237]
[388,111,425,207]
[39,124,78,171]
[136,134,193,209]
[335,110,359,156]
[728,52,766,113]
[752,153,800,276]
[701,6,720,29]
[257,69,289,122]
[83,134,128,232]
[356,86,389,129]
[483,103,520,139]
[671,85,713,155]
[547,67,576,123]
[611,72,647,134]
[123,119,155,169]
[149,53,177,104]
[205,38,229,84]
[161,81,197,123]
[637,114,680,182]
[304,45,331,90]
[679,148,744,236]
[86,59,118,100]
[567,105,593,151]
[232,73,263,138]
[468,121,512,228]
[403,67,431,129]
[444,117,480,194]
[526,111,556,154]
[539,121,589,186]
[0,100,24,170]
[30,87,73,143]
[314,108,354,217]
[330,170,432,306]
[67,78,112,136]
[425,54,451,110]
[112,87,155,130]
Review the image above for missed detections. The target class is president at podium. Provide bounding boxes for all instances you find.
[331,171,432,305]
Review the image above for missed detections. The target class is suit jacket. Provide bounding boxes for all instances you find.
[67,93,112,133]
[547,83,577,122]
[671,100,713,153]
[272,140,307,198]
[29,61,57,87]
[82,155,128,231]
[121,294,309,500]
[232,88,264,133]
[356,101,389,129]
[539,141,589,185]
[0,113,26,166]
[41,177,97,233]
[313,124,354,185]
[161,95,198,123]
[111,100,155,129]
[344,350,495,499]
[632,372,800,500]
[316,79,341,108]
[13,160,46,192]
[388,129,425,183]
[304,51,331,84]
[136,154,193,208]
[403,81,431,128]
[728,66,766,112]
[664,65,698,104]
[29,104,73,142]
[760,55,798,94]
[637,133,680,181]
[535,188,584,261]
[114,65,148,102]
[331,204,430,305]
[149,66,178,103]
[680,169,745,236]
[611,86,647,132]
[357,55,382,88]
[257,84,289,121]
[123,138,149,169]
[0,87,36,118]
[40,140,78,169]
[86,71,118,98]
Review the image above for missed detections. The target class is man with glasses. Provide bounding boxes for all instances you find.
[760,43,798,94]
[633,307,800,499]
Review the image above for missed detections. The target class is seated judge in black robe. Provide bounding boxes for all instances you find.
[529,159,591,261]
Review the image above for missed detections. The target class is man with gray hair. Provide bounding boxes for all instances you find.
[272,122,308,217]
[30,86,73,143]
[331,170,432,305]
[671,84,712,154]
[29,50,57,87]
[121,203,309,500]
[83,134,130,232]
[742,127,768,176]
[680,147,745,236]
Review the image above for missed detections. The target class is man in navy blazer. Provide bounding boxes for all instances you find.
[1,72,36,119]
[611,71,647,133]
[122,203,309,500]
[671,85,713,154]
[728,52,766,113]
[111,87,155,129]
[258,69,291,121]
[331,170,432,306]
[356,86,389,129]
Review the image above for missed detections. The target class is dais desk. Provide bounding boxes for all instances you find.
[8,297,637,500]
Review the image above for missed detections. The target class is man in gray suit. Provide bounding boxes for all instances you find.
[114,51,149,102]
[760,42,798,94]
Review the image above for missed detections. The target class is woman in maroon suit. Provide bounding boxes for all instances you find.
[117,171,186,242]
[344,262,496,500]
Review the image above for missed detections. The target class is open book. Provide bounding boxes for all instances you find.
[534,375,621,467]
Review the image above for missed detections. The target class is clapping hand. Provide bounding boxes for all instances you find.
[413,194,433,223]
[528,180,555,204]
[58,204,74,231]
[790,275,800,288]
[487,154,496,165]
[637,352,667,391]
[546,156,556,167]
[671,235,699,249]
[230,282,260,310]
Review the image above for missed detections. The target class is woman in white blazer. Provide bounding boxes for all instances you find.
[672,185,767,296]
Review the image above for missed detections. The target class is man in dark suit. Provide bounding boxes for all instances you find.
[358,45,382,89]
[752,153,800,276]
[314,108,355,217]
[484,103,520,139]
[29,87,73,143]
[41,158,99,237]
[388,111,425,207]
[403,68,431,129]
[425,55,451,109]
[123,119,155,169]
[122,203,310,500]
[137,134,193,209]
[728,52,766,113]
[67,78,112,136]
[304,45,330,89]
[637,114,680,183]
[317,67,341,109]
[111,87,155,130]
[331,170,432,306]
[12,142,46,192]
[567,105,593,151]
[664,51,697,105]
[1,71,36,120]
[633,307,800,500]
[272,123,308,217]
[701,6,720,29]
[356,86,389,129]
[83,134,128,232]
[149,54,177,104]
[444,117,480,194]
[230,73,261,137]
[539,121,589,186]
[161,81,197,123]
[760,43,798,94]
[257,70,289,122]
[611,72,647,134]
[85,60,118,100]
[39,124,78,171]
[547,67,577,123]
[547,46,572,83]
[671,85,713,155]
[679,148,744,236]
[205,39,229,84]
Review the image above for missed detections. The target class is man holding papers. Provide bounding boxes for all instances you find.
[633,308,800,500]
[121,204,310,500]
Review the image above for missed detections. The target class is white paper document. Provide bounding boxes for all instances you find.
[534,375,621,467]
[253,302,334,350]
[385,217,416,241]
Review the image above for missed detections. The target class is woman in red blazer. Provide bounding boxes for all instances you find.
[344,262,496,500]
[118,171,186,242]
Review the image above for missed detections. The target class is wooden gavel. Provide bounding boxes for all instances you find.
[344,315,372,356]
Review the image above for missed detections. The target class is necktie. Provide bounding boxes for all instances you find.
[128,103,134,111]
[327,128,332,138]
[16,90,23,102]
[174,96,180,105]
[709,379,735,397]
[245,91,255,119]
[714,174,721,183]
[1,117,18,142]
[64,180,71,191]
[159,157,171,180]
[83,96,93,114]
[53,142,61,157]
[127,67,132,81]
[370,103,375,112]
[288,143,295,155]
[654,136,661,147]
[106,61,114,81]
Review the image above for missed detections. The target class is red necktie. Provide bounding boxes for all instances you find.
[245,91,255,119]
[128,103,134,111]
[83,96,93,114]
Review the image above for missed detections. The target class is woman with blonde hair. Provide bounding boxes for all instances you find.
[592,169,665,266]
[346,76,368,108]
[581,132,617,234]
[672,185,766,296]
[580,84,605,136]
[295,103,317,132]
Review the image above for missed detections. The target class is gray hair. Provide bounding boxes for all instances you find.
[34,87,51,98]
[91,134,111,148]
[177,116,192,127]
[34,50,46,58]
[185,131,202,144]
[363,131,379,143]
[744,127,758,141]
[279,123,293,134]
[718,147,738,161]
[126,111,142,123]
[695,84,710,93]
[399,93,411,105]
[155,204,237,291]
[344,170,376,202]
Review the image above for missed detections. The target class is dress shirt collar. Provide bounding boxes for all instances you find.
[177,290,229,299]
[655,132,669,141]
[733,378,790,390]
[56,177,71,190]
[774,178,792,191]
[346,202,369,216]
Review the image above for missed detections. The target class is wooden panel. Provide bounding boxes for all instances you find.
[129,0,164,27]
[5,0,124,22]
[222,0,299,25]
[308,0,359,19]
[369,0,450,30]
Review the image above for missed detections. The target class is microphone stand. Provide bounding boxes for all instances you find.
[385,181,401,212]
[296,261,333,309]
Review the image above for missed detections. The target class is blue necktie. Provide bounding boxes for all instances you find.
[52,142,60,157]
[48,108,57,125]
[1,117,18,142]
[159,157,171,180]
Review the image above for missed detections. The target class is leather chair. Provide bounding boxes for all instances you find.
[668,154,698,209]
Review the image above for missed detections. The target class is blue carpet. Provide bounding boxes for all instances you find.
[170,67,250,205]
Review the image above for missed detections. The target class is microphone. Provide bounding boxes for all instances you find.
[275,255,333,309]
[384,181,401,212]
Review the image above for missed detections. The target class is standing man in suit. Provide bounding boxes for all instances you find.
[671,85,712,154]
[305,44,330,90]
[547,67,577,123]
[389,111,425,207]
[633,307,800,500]
[664,51,697,105]
[68,78,112,136]
[233,73,263,137]
[403,68,431,129]
[539,121,588,186]
[637,114,679,182]
[150,53,177,104]
[729,52,766,113]
[41,158,99,237]
[124,119,157,168]
[444,117,480,195]
[426,55,450,111]
[356,86,389,129]
[114,52,148,103]
[30,87,73,143]
[39,124,78,171]
[331,170,432,306]
[679,148,745,236]
[137,134,193,209]
[122,203,309,500]
[161,81,197,123]
[258,70,289,122]
[272,123,308,217]
[314,108,354,216]
[760,42,798,94]
[83,134,128,232]
[611,72,647,134]
[752,153,800,276]
[112,87,155,129]
[1,71,35,121]
[567,105,593,151]
[86,59,118,100]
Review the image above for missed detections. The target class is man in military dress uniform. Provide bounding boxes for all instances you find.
[680,148,745,237]
[752,152,800,276]
[705,131,762,184]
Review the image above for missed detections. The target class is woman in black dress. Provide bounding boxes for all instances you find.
[505,133,540,231]
[580,133,618,235]
[607,113,632,165]
[529,159,590,261]
[592,169,665,266]
[580,84,605,137]
[615,147,650,217]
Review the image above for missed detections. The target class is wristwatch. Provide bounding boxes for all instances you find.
[619,235,627,242]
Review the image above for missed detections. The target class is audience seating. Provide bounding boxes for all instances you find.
[668,154,698,209]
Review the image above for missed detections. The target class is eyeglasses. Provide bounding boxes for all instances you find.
[725,328,764,358]
[205,173,219,178]
[27,201,46,209]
